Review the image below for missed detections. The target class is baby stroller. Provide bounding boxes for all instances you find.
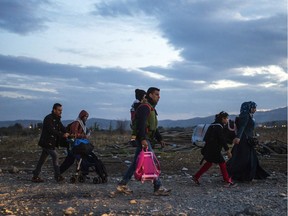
[68,138,108,184]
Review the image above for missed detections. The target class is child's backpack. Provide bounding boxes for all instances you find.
[191,124,211,148]
[192,120,237,148]
[193,123,223,164]
[134,149,161,183]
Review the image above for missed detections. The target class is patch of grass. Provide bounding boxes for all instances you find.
[0,136,39,152]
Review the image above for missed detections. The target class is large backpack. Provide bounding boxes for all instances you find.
[192,120,237,148]
[57,121,75,148]
[191,124,212,148]
[57,121,76,148]
[192,123,223,148]
[130,103,155,138]
[134,149,161,183]
[66,121,75,134]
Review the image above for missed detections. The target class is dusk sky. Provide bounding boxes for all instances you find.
[0,0,287,121]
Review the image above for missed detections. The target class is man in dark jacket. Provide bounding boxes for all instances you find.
[32,103,69,183]
[117,87,171,196]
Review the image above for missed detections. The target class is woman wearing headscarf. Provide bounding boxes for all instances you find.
[70,110,90,138]
[227,101,269,181]
[59,110,90,174]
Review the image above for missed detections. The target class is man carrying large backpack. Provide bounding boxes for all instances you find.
[117,87,171,196]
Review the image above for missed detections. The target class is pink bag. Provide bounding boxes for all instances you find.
[134,149,161,183]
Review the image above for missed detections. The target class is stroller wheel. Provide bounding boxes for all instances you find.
[93,176,101,184]
[70,176,77,184]
[78,175,86,183]
[102,176,108,183]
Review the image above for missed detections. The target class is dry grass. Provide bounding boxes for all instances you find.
[0,127,286,174]
[0,131,131,152]
[255,127,287,143]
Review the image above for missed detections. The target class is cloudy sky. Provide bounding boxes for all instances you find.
[0,0,287,121]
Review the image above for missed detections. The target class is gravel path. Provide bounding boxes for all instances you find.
[0,169,287,216]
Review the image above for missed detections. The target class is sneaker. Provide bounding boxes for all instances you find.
[192,176,200,185]
[154,186,171,196]
[32,176,44,183]
[224,182,237,188]
[116,185,133,194]
[55,175,65,182]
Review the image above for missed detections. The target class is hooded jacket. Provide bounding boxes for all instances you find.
[70,110,89,139]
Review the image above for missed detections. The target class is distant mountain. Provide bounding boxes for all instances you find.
[0,107,286,129]
[158,107,287,128]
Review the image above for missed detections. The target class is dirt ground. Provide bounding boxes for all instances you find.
[0,128,287,215]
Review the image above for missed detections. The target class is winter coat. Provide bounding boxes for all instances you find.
[201,122,229,163]
[38,113,67,150]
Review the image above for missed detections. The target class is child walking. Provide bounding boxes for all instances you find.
[193,111,236,187]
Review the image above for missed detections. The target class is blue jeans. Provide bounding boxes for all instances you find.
[121,140,162,191]
[33,147,61,179]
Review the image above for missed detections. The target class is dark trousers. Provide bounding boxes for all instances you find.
[60,151,75,174]
[33,147,60,179]
[60,151,90,175]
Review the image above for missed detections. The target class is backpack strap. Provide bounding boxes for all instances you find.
[210,123,223,128]
[138,103,154,112]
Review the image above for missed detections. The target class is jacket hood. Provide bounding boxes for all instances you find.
[78,110,89,120]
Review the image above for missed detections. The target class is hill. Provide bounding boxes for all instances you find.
[159,106,287,128]
[0,107,286,129]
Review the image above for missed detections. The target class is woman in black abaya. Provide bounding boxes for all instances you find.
[227,101,269,182]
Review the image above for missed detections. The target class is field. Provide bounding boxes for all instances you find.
[0,127,287,215]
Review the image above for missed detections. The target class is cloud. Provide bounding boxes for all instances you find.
[0,91,38,99]
[0,0,286,121]
[93,0,286,69]
[236,65,288,83]
[0,0,50,34]
[207,80,247,89]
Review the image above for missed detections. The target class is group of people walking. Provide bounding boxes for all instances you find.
[31,87,269,197]
[32,104,90,183]
[192,102,269,188]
